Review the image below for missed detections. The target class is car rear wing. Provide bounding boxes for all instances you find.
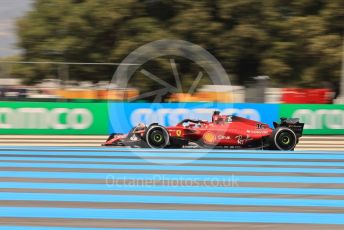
[273,118,304,138]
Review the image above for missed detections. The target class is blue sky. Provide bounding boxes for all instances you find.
[0,0,33,57]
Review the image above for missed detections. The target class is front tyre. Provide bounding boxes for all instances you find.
[270,127,297,150]
[145,125,170,148]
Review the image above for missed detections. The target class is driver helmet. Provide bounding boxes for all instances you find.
[137,122,146,129]
[212,111,221,123]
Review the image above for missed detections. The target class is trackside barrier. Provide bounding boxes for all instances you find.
[0,102,343,135]
[0,102,108,134]
[280,104,344,135]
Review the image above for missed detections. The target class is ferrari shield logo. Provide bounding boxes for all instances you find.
[176,130,182,136]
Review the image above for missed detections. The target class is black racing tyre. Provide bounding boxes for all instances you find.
[270,127,297,151]
[145,125,170,148]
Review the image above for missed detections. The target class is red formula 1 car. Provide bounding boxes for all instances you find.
[103,111,304,150]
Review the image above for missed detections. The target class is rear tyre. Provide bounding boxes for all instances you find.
[270,127,297,150]
[145,125,170,148]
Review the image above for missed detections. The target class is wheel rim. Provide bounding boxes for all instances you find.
[149,130,166,147]
[277,131,295,150]
[153,132,163,143]
[281,136,290,144]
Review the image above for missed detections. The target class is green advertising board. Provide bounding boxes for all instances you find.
[280,104,344,134]
[0,102,108,134]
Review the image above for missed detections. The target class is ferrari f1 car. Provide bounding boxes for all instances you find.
[103,111,304,150]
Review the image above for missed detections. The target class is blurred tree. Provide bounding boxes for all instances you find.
[13,0,344,91]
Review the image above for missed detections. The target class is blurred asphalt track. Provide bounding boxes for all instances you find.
[0,146,344,229]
